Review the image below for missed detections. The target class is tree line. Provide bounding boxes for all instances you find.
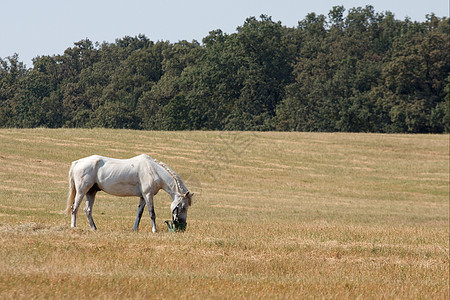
[1,6,448,132]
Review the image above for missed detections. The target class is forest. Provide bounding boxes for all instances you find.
[0,6,448,132]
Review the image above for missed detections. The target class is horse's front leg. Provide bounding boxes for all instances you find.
[132,197,146,232]
[143,193,157,233]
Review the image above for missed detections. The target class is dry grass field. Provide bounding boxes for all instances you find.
[0,129,448,299]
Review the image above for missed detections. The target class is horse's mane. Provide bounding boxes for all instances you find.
[152,158,188,195]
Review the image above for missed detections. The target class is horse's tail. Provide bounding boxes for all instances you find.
[64,163,76,215]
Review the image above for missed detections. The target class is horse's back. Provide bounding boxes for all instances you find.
[71,155,153,172]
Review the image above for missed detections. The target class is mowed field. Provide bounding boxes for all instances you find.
[0,129,448,299]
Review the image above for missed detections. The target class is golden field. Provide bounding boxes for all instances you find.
[0,129,448,299]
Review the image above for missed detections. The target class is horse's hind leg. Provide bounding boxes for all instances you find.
[84,188,98,230]
[71,192,85,228]
[132,197,146,232]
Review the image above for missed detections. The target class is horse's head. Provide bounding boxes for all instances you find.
[171,191,193,224]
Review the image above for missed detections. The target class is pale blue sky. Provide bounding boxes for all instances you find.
[1,0,448,67]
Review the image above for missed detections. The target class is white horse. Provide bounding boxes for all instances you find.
[65,154,193,232]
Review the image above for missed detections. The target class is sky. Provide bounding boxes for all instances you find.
[1,0,448,68]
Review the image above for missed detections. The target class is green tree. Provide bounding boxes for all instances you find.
[0,54,29,127]
[0,8,447,133]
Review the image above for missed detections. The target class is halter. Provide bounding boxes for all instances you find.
[171,192,193,213]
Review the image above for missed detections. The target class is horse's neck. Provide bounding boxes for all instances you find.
[155,164,179,198]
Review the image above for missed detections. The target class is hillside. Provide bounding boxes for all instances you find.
[0,129,448,298]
